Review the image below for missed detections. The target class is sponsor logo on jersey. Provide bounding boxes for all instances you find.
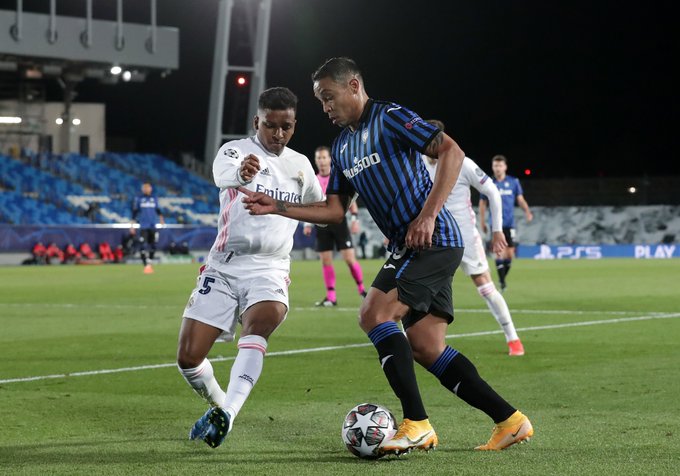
[274,288,286,296]
[361,128,369,144]
[340,142,348,153]
[255,184,302,203]
[342,153,382,180]
[260,167,271,176]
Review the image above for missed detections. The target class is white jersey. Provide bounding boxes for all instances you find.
[207,136,324,272]
[423,156,503,233]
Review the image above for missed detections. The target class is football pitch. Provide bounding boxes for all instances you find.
[1,258,679,475]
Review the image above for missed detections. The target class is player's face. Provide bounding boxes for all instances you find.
[314,149,332,176]
[313,76,362,128]
[142,183,152,195]
[254,108,296,156]
[492,160,507,179]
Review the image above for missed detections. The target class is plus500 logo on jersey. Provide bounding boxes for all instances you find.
[343,153,381,180]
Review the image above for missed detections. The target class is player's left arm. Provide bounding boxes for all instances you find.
[517,194,533,222]
[407,131,464,248]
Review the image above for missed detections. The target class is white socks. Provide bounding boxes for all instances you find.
[223,335,268,424]
[477,282,519,342]
[178,358,226,407]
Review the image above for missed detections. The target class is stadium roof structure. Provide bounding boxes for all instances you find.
[0,0,178,84]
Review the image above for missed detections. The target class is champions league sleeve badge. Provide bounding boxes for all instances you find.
[224,147,240,159]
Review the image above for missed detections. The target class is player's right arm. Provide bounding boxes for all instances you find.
[240,189,350,225]
[213,144,260,188]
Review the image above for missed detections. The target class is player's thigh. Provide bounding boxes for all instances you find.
[461,226,490,277]
[240,269,291,337]
[182,267,240,344]
[359,287,410,332]
[241,301,288,339]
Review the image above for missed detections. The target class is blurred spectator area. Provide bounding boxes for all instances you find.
[0,152,219,225]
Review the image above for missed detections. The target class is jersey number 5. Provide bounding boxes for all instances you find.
[198,276,216,295]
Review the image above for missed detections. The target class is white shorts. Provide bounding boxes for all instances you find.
[459,221,489,277]
[182,262,290,342]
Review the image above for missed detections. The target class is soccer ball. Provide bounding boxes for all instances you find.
[341,403,397,459]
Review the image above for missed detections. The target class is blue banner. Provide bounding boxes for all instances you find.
[519,244,679,259]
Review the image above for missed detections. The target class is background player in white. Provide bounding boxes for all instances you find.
[176,87,323,448]
[303,145,366,307]
[423,120,524,356]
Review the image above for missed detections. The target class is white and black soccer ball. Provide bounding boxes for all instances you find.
[341,403,397,459]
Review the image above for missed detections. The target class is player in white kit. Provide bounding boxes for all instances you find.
[423,120,524,356]
[176,87,324,448]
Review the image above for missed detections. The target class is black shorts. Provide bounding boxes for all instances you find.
[503,227,517,247]
[315,219,353,252]
[139,228,159,249]
[371,246,464,330]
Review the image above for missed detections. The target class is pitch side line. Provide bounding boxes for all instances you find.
[1,312,679,385]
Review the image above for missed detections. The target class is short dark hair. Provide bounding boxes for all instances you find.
[258,87,298,111]
[492,154,507,164]
[426,119,445,132]
[312,57,362,83]
[314,145,331,155]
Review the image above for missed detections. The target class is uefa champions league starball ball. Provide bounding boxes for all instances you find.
[341,403,397,459]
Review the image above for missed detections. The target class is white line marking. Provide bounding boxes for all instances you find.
[1,312,679,385]
[3,302,675,317]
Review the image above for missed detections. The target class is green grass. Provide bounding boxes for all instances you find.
[1,259,679,475]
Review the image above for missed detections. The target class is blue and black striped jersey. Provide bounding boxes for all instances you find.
[326,99,463,250]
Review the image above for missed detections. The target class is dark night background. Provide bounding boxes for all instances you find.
[1,0,676,178]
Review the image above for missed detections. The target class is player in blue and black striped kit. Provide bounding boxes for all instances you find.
[479,155,534,291]
[242,58,533,454]
[131,182,164,273]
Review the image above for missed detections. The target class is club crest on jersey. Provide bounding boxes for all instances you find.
[361,128,369,143]
[342,153,382,180]
[295,171,304,188]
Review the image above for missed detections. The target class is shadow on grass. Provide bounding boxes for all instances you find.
[0,439,419,466]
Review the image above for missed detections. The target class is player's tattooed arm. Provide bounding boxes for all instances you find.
[424,131,444,158]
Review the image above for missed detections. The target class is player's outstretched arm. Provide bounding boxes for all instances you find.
[240,187,349,224]
[406,132,464,249]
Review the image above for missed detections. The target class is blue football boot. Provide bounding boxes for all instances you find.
[189,407,231,448]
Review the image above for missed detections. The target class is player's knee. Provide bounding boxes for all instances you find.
[176,349,202,369]
[358,306,387,333]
